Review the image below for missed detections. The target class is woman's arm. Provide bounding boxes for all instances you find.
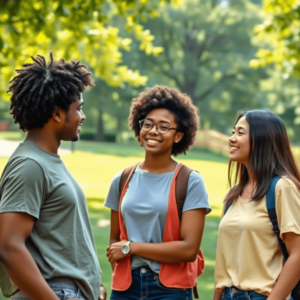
[268,232,300,300]
[110,210,120,245]
[107,208,206,265]
[109,210,120,270]
[213,288,223,300]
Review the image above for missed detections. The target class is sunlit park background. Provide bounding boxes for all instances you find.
[1,0,300,298]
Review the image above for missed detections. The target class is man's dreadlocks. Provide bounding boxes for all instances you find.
[7,53,94,131]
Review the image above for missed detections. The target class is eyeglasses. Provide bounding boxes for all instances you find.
[139,119,177,134]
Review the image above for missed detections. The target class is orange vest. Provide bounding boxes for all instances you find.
[111,163,205,291]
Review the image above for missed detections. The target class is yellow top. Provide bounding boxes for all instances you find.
[214,177,300,297]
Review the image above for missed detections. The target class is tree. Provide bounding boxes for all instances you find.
[0,0,169,100]
[255,67,300,142]
[250,0,300,77]
[249,0,300,141]
[82,78,137,141]
[125,0,269,132]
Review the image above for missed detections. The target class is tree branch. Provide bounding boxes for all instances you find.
[161,31,184,90]
[0,17,37,26]
[194,73,237,103]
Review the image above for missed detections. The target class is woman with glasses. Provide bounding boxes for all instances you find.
[104,86,211,300]
[213,110,300,300]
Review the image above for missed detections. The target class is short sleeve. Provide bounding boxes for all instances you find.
[275,177,300,240]
[0,158,45,220]
[104,171,122,212]
[182,171,211,215]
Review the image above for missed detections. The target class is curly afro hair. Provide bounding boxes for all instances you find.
[7,53,94,131]
[129,85,199,156]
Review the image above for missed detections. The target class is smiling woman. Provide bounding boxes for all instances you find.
[129,86,199,156]
[214,110,300,300]
[104,85,211,300]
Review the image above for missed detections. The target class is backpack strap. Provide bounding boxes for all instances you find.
[224,201,232,215]
[266,176,289,261]
[175,164,194,222]
[175,164,199,299]
[119,164,139,200]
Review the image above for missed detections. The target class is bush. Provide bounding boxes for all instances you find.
[104,134,116,142]
[79,132,116,142]
[80,132,97,141]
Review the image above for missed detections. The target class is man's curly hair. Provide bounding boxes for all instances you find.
[7,53,94,131]
[129,85,199,156]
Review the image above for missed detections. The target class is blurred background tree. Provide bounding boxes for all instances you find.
[125,0,269,132]
[0,0,168,99]
[1,0,300,143]
[251,0,300,76]
[250,0,300,141]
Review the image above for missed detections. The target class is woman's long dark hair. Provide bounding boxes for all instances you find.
[225,110,300,204]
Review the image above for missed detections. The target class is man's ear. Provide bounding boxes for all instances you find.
[52,108,62,123]
[174,132,184,143]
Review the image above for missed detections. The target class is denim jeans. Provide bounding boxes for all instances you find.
[10,277,87,300]
[222,287,293,300]
[110,266,193,300]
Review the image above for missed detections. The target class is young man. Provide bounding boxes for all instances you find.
[0,53,105,300]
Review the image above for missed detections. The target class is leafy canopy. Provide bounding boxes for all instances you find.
[250,0,300,77]
[0,0,170,100]
[128,0,268,132]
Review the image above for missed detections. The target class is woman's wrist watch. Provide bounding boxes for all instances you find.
[122,241,132,256]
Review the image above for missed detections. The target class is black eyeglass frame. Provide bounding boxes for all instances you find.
[139,119,177,135]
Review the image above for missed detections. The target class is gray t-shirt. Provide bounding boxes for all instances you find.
[0,141,101,300]
[104,163,211,273]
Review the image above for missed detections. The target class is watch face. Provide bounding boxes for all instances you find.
[122,245,129,254]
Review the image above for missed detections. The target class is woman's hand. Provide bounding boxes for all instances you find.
[106,240,128,265]
[213,288,223,300]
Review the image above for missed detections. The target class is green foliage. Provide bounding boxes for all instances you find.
[125,0,269,133]
[258,69,300,141]
[251,0,300,77]
[0,0,171,100]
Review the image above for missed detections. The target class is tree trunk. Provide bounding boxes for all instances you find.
[96,110,105,141]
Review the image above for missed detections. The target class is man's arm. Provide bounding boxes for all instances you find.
[0,212,59,300]
[108,210,120,271]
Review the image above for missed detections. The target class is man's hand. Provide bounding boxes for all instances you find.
[106,240,128,265]
[99,283,107,300]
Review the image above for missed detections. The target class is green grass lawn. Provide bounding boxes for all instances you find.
[0,135,227,299]
[0,131,26,141]
[2,132,300,299]
[0,135,227,300]
[0,202,219,300]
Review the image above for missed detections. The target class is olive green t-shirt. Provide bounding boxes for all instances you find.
[0,141,101,300]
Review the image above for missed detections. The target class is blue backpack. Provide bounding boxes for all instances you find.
[224,176,300,299]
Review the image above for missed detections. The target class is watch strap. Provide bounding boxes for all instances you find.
[125,241,131,256]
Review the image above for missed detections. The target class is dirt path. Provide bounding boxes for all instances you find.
[0,138,71,157]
